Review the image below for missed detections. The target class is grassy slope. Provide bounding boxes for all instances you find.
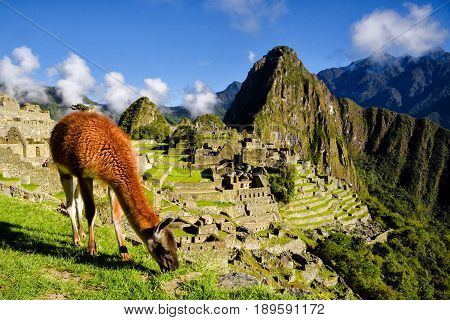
[0,195,293,300]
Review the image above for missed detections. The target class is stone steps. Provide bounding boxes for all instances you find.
[332,188,348,197]
[287,194,331,210]
[296,217,335,229]
[308,199,333,213]
[341,216,358,225]
[296,182,316,191]
[291,209,335,224]
[340,198,358,211]
[340,193,355,202]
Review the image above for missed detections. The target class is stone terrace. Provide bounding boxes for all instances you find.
[280,162,370,229]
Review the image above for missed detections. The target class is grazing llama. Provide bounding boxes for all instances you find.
[50,111,179,272]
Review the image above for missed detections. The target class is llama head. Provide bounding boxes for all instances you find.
[143,217,179,272]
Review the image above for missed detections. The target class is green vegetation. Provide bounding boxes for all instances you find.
[0,195,294,300]
[0,173,20,183]
[268,165,297,203]
[165,168,203,183]
[194,114,225,129]
[132,122,170,142]
[311,155,450,300]
[144,165,170,180]
[53,191,66,200]
[315,230,449,299]
[21,183,40,192]
[144,188,154,206]
[118,97,171,142]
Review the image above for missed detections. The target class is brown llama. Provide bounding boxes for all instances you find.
[50,111,179,272]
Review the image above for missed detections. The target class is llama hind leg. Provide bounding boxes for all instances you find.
[74,183,86,239]
[78,177,96,256]
[59,172,80,246]
[108,187,130,261]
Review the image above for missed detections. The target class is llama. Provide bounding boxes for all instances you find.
[50,111,179,272]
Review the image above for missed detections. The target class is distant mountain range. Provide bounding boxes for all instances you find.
[159,81,242,123]
[0,81,242,124]
[317,48,450,129]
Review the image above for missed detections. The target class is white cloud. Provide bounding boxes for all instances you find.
[0,46,47,102]
[49,53,95,106]
[207,0,287,33]
[248,50,256,63]
[104,72,137,113]
[352,3,448,56]
[183,80,218,118]
[103,73,170,113]
[141,78,170,105]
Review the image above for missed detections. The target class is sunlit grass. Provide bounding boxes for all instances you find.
[0,195,293,300]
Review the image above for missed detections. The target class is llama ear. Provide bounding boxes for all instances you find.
[155,217,174,236]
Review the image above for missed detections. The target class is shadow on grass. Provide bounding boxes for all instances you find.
[0,221,157,276]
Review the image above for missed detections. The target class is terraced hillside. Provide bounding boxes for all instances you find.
[281,162,369,229]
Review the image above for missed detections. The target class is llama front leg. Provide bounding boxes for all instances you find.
[59,172,80,246]
[108,187,130,261]
[78,177,96,256]
[74,183,86,239]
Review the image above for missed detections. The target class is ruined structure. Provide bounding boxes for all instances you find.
[0,94,55,164]
[0,94,59,193]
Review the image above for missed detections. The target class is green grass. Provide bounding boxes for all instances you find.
[144,188,155,206]
[0,195,293,300]
[145,165,171,180]
[161,204,181,213]
[53,191,66,200]
[0,173,20,183]
[165,168,203,183]
[21,183,40,192]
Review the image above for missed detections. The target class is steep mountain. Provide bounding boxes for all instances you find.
[317,49,450,129]
[118,97,171,141]
[225,46,359,184]
[215,81,242,118]
[224,46,449,216]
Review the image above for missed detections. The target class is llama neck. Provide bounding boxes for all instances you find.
[113,173,160,232]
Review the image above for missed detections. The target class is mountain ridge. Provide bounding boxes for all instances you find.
[317,48,450,129]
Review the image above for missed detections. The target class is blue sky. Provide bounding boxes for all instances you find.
[0,0,449,109]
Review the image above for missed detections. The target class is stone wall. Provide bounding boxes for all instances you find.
[0,181,57,202]
[246,203,278,216]
[242,148,266,165]
[173,181,215,191]
[0,148,60,193]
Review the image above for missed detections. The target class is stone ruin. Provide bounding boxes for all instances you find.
[0,94,55,164]
[0,94,59,193]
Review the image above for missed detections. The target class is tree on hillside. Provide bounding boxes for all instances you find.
[269,164,297,203]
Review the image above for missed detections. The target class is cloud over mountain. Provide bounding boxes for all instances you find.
[352,3,448,56]
[183,80,219,118]
[48,53,96,106]
[0,46,47,103]
[104,72,170,113]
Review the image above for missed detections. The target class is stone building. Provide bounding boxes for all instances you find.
[0,94,55,165]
